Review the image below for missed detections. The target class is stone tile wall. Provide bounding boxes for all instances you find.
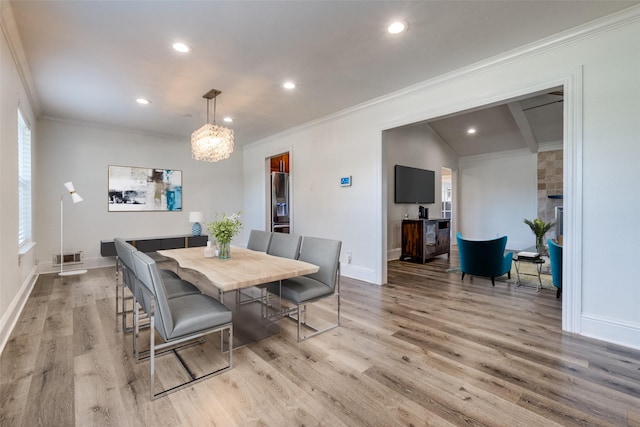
[537,149,563,242]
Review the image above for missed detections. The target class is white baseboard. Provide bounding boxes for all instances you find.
[340,263,377,285]
[41,256,380,286]
[387,248,401,261]
[580,312,640,351]
[0,266,38,356]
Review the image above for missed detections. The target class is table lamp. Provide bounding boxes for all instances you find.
[189,211,204,236]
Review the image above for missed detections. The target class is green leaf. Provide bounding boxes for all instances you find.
[523,218,555,238]
[206,211,243,244]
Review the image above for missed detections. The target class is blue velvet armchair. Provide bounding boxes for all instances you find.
[456,233,513,286]
[547,238,562,298]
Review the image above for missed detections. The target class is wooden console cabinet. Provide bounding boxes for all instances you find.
[100,234,208,257]
[400,219,451,263]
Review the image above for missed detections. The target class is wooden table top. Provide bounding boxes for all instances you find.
[157,246,319,293]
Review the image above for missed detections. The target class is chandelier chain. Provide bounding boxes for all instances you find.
[213,96,217,125]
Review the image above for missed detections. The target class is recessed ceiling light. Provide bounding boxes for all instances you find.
[283,81,296,90]
[172,42,190,53]
[223,117,233,123]
[136,98,151,105]
[467,127,477,135]
[388,21,408,34]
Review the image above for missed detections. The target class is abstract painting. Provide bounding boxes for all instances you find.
[108,165,182,212]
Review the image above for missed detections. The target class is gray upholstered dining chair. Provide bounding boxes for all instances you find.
[238,230,273,305]
[114,238,137,329]
[114,238,199,333]
[131,251,233,400]
[244,232,303,309]
[247,229,272,252]
[114,238,181,333]
[267,232,302,259]
[267,236,342,341]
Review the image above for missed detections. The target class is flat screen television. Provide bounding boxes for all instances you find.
[394,165,435,204]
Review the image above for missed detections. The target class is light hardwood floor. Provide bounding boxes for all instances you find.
[1,253,640,426]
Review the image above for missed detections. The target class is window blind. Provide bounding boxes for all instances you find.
[18,109,32,247]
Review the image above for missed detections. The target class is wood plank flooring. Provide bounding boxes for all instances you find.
[1,253,640,426]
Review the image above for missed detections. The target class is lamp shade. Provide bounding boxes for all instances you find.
[64,181,83,203]
[189,211,204,223]
[59,181,87,277]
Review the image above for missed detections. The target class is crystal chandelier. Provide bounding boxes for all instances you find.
[191,89,234,162]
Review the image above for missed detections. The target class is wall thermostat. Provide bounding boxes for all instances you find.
[340,176,352,187]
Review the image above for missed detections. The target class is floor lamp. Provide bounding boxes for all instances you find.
[59,181,87,277]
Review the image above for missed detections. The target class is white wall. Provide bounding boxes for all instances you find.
[243,110,381,283]
[384,123,458,259]
[577,14,640,346]
[0,1,38,353]
[35,119,244,272]
[458,149,537,250]
[243,10,640,349]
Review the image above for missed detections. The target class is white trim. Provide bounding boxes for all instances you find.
[387,248,401,261]
[562,67,584,334]
[377,122,385,285]
[581,313,640,351]
[0,267,38,355]
[39,115,190,143]
[0,1,41,115]
[18,240,35,257]
[340,264,377,285]
[458,148,533,165]
[539,141,563,152]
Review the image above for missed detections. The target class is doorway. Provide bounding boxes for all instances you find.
[441,167,452,220]
[380,72,581,333]
[268,153,291,234]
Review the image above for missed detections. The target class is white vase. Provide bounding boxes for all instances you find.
[204,241,215,258]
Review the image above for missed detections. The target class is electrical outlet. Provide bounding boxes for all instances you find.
[347,251,352,264]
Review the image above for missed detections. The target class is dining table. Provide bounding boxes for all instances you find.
[157,246,319,346]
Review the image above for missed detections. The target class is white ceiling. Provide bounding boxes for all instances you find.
[9,1,638,147]
[422,89,564,157]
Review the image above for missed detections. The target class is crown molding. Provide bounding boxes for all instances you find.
[246,4,640,149]
[1,0,41,115]
[539,140,563,152]
[38,115,192,143]
[458,148,533,165]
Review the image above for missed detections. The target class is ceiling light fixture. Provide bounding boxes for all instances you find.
[191,89,234,162]
[388,20,408,34]
[223,117,233,123]
[172,42,190,53]
[467,127,477,135]
[136,97,150,105]
[283,81,296,90]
